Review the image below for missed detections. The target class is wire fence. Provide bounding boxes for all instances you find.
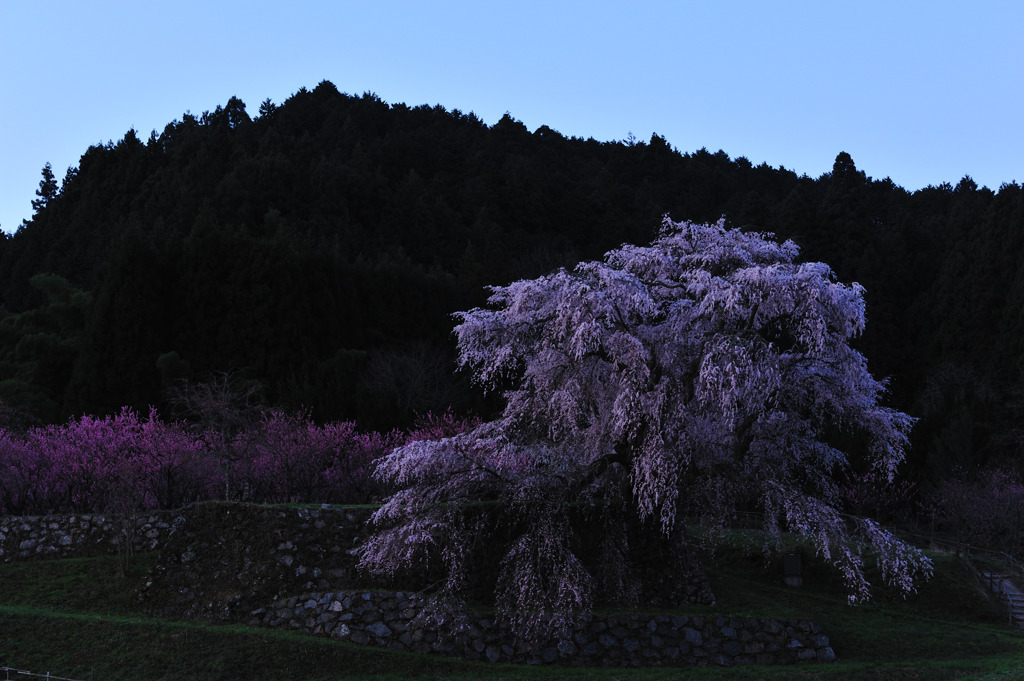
[1,667,91,681]
[690,509,1024,578]
[889,527,1024,578]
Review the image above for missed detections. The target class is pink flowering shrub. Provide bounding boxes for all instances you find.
[30,409,162,513]
[930,468,1024,556]
[245,410,334,503]
[404,408,482,445]
[133,411,216,510]
[359,217,932,636]
[0,427,44,514]
[246,411,404,504]
[0,407,469,515]
[839,471,918,524]
[0,408,215,515]
[321,425,404,503]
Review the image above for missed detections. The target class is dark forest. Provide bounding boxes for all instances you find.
[2,79,1022,487]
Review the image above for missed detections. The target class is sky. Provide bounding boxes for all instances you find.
[1,0,1022,234]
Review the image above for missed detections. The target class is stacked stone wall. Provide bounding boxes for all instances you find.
[0,503,836,667]
[250,589,836,667]
[136,504,382,620]
[0,511,177,562]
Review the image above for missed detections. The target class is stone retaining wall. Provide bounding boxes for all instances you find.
[137,504,381,621]
[1,505,837,668]
[0,511,177,562]
[251,590,836,667]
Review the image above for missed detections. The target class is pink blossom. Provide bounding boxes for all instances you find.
[360,217,931,631]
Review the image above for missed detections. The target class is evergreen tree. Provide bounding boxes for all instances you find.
[0,80,1018,483]
[30,162,59,213]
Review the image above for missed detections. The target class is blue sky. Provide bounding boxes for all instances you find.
[1,1,1021,234]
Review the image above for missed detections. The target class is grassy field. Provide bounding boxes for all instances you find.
[1,530,1023,680]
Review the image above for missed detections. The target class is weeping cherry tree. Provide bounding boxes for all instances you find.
[358,217,932,638]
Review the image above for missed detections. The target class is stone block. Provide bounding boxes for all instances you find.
[366,622,392,638]
[713,653,735,667]
[683,627,702,646]
[721,640,744,657]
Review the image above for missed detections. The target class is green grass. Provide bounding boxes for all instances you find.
[1,533,1023,680]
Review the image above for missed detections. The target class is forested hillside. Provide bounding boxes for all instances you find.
[1,80,1022,482]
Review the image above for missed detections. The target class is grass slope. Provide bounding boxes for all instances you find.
[1,529,1022,680]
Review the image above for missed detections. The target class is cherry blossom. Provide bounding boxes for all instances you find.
[360,217,931,632]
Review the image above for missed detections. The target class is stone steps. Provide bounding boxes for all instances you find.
[981,572,1024,628]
